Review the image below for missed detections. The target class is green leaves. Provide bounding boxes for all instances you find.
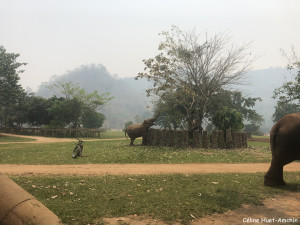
[272,49,300,122]
[47,81,112,128]
[0,46,27,127]
[212,106,244,131]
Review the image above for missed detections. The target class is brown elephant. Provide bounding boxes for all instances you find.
[264,113,300,186]
[125,115,159,146]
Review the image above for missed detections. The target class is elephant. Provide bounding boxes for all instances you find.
[264,113,300,186]
[125,116,158,146]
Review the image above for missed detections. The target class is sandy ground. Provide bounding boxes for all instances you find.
[0,133,125,144]
[1,133,300,224]
[1,162,300,176]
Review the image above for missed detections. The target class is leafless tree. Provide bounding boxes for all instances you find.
[136,26,254,134]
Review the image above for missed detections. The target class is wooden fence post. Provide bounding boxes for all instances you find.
[160,129,167,146]
[211,130,218,149]
[153,129,161,146]
[218,130,226,149]
[168,130,175,147]
[232,132,237,148]
[225,129,233,149]
[192,130,201,148]
[202,131,209,148]
[147,128,154,145]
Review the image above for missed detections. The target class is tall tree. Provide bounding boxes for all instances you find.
[48,81,113,128]
[208,90,263,128]
[0,46,26,127]
[81,108,105,129]
[13,94,56,127]
[137,26,253,134]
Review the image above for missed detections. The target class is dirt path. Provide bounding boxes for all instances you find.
[0,133,125,144]
[1,162,300,176]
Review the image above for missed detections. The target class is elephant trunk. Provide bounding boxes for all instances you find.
[152,112,161,122]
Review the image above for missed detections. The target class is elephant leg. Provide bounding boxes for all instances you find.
[130,138,135,146]
[264,159,285,186]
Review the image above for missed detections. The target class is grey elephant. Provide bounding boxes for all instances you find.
[264,113,300,186]
[125,115,159,146]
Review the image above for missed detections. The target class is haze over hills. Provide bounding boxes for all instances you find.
[243,68,295,133]
[36,64,296,132]
[37,64,154,129]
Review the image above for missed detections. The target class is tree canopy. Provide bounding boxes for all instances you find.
[0,46,26,127]
[47,81,112,128]
[137,26,256,134]
[273,48,300,122]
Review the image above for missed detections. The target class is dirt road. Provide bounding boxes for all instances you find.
[1,162,300,176]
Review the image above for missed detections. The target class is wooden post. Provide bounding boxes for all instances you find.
[232,132,237,148]
[147,128,154,145]
[242,132,248,148]
[218,130,226,149]
[192,130,201,148]
[160,129,167,146]
[168,130,175,147]
[153,129,161,146]
[182,130,189,147]
[225,129,233,149]
[211,130,218,149]
[175,131,183,147]
[236,132,242,148]
[202,131,209,148]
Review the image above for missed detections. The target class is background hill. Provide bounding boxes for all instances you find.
[36,64,296,132]
[243,67,295,133]
[37,64,153,129]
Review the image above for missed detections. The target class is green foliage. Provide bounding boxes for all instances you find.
[48,97,82,128]
[0,46,27,127]
[273,48,300,122]
[272,101,300,122]
[82,109,105,129]
[212,106,244,131]
[48,81,112,128]
[14,94,57,127]
[124,121,133,130]
[49,80,113,110]
[209,90,263,132]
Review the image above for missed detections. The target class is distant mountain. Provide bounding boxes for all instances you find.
[36,64,297,131]
[243,67,296,133]
[37,64,153,129]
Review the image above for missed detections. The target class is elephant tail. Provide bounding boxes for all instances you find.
[125,128,128,139]
[270,122,280,157]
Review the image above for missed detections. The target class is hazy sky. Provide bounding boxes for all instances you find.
[1,0,299,91]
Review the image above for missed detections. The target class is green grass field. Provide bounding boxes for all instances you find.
[0,135,36,142]
[0,139,271,164]
[11,172,300,225]
[2,132,297,224]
